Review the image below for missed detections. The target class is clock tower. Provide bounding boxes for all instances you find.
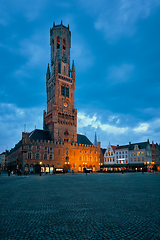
[43,21,77,142]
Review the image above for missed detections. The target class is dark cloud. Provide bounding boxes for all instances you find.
[0,0,160,152]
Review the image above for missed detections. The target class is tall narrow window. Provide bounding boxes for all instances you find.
[66,87,69,98]
[57,37,60,49]
[58,62,61,73]
[63,39,65,50]
[61,85,65,96]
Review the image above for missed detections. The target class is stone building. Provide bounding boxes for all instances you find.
[6,21,101,173]
[101,140,153,171]
[0,152,6,170]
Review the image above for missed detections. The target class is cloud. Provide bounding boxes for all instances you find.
[107,64,134,84]
[0,0,46,23]
[80,0,160,39]
[0,103,43,152]
[19,34,48,68]
[77,110,160,148]
[71,38,95,71]
[134,123,149,132]
[77,112,128,134]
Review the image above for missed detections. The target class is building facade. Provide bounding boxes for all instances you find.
[6,22,101,173]
[0,152,6,170]
[104,144,116,165]
[101,140,153,171]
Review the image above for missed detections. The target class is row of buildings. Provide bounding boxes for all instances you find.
[1,138,159,173]
[100,140,160,172]
[2,21,160,173]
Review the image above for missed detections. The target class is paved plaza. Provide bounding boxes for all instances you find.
[0,172,160,240]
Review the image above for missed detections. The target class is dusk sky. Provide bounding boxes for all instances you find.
[0,0,160,153]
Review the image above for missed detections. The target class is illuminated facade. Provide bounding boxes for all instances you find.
[104,144,116,164]
[6,22,101,173]
[101,141,153,171]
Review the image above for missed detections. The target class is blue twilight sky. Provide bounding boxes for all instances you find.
[0,0,160,153]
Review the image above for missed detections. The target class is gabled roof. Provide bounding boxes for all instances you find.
[29,129,52,141]
[129,142,149,150]
[0,152,6,155]
[77,134,93,146]
[111,145,117,152]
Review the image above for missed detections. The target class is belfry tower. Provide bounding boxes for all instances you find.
[43,21,77,142]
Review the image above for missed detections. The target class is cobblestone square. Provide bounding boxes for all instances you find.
[0,172,160,239]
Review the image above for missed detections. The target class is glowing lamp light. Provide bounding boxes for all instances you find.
[40,162,42,165]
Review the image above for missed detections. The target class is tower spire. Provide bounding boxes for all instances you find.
[94,132,97,146]
[46,63,50,81]
[71,60,75,79]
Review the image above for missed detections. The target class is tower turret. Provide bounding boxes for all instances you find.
[71,60,75,79]
[46,63,50,81]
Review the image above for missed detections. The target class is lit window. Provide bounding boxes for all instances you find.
[63,39,65,50]
[57,37,60,49]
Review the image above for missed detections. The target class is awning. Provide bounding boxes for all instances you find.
[101,163,145,168]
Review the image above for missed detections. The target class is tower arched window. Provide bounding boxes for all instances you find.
[57,37,60,49]
[63,39,66,50]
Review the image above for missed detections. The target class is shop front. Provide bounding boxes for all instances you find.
[101,163,145,172]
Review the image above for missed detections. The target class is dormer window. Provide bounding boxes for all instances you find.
[134,145,139,150]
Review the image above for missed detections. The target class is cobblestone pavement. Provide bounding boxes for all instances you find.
[0,172,160,240]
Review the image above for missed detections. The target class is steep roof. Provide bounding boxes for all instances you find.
[115,145,129,150]
[129,142,149,150]
[77,134,93,146]
[29,129,52,141]
[101,148,106,155]
[111,145,117,152]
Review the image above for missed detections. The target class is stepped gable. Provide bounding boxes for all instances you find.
[77,134,93,146]
[29,129,52,141]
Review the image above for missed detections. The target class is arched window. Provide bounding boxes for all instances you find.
[57,37,60,49]
[63,39,65,50]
